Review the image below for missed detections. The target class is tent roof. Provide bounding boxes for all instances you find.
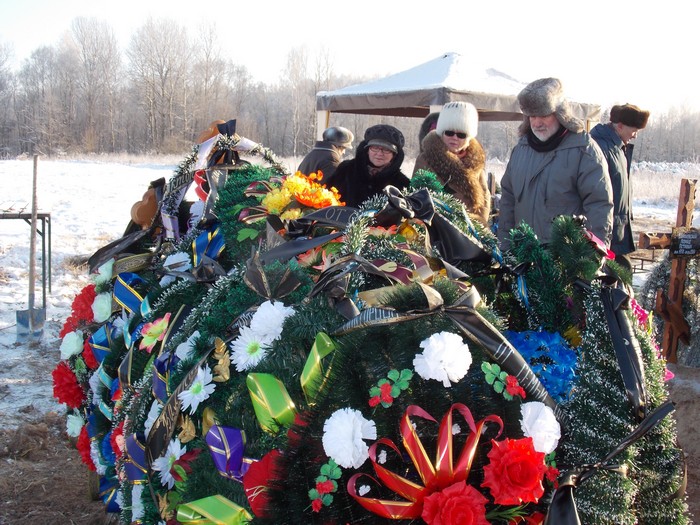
[316,52,601,122]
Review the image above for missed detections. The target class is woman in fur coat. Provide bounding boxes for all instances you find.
[413,101,491,225]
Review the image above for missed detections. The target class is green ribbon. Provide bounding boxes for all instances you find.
[176,494,251,524]
[300,332,336,404]
[246,373,296,433]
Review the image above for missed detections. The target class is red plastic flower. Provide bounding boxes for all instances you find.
[421,481,490,525]
[505,375,526,399]
[546,465,560,488]
[72,284,97,322]
[51,361,86,409]
[311,498,323,512]
[59,315,79,338]
[77,425,96,471]
[111,420,125,460]
[82,339,99,369]
[509,512,546,524]
[139,312,172,353]
[243,449,283,518]
[171,448,201,482]
[316,479,335,495]
[482,438,546,505]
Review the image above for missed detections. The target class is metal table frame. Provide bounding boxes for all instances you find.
[1,211,52,308]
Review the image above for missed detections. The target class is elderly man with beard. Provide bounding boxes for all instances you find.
[497,77,613,252]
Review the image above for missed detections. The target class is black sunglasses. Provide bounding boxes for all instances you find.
[444,130,467,139]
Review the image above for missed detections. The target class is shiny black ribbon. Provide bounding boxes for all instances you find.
[544,400,675,525]
[374,186,492,264]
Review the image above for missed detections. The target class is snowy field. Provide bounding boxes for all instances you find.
[0,156,699,429]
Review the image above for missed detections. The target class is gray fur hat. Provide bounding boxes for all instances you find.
[517,77,583,133]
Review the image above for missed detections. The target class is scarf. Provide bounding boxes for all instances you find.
[527,125,569,152]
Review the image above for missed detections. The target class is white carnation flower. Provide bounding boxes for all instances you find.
[249,300,295,343]
[90,440,107,475]
[144,400,162,438]
[92,292,113,323]
[177,365,216,414]
[175,330,201,361]
[66,412,84,438]
[159,251,192,287]
[230,326,271,371]
[92,258,114,285]
[413,331,472,387]
[520,401,561,454]
[60,330,84,360]
[152,438,186,489]
[322,408,377,469]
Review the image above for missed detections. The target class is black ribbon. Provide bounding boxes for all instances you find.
[87,228,155,274]
[544,400,675,525]
[374,186,492,264]
[599,282,647,422]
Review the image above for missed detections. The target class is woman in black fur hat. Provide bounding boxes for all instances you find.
[323,124,410,208]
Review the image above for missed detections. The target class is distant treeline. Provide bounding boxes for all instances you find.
[1,17,698,162]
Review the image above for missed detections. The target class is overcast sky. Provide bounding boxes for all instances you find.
[1,0,697,114]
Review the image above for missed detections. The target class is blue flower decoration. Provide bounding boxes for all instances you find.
[504,329,578,402]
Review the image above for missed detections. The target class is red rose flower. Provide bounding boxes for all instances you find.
[82,339,99,369]
[72,284,97,322]
[379,382,394,404]
[77,426,96,471]
[172,448,201,482]
[421,481,490,525]
[509,512,546,524]
[52,361,86,409]
[505,375,526,399]
[111,420,125,459]
[243,449,283,517]
[482,438,546,505]
[546,466,560,488]
[311,498,323,512]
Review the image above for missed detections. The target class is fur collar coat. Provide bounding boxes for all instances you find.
[413,131,490,224]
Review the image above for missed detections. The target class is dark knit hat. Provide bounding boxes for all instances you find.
[610,104,650,129]
[364,124,405,154]
[518,77,583,133]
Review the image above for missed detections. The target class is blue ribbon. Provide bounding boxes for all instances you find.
[124,432,148,482]
[113,273,145,314]
[152,351,181,403]
[99,474,121,513]
[88,324,113,364]
[192,225,225,267]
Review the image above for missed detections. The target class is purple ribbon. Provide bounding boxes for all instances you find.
[205,425,254,482]
[152,351,180,403]
[124,432,148,481]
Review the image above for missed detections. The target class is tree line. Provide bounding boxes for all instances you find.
[1,16,698,163]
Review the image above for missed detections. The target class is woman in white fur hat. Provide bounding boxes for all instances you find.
[412,101,491,225]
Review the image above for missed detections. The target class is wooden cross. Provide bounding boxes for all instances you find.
[637,178,697,363]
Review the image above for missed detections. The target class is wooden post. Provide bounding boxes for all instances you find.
[661,179,696,363]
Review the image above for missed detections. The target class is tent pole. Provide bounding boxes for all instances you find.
[316,111,330,140]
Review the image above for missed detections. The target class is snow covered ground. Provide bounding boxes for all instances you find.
[0,157,698,430]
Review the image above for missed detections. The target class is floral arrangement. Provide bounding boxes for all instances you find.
[50,135,689,525]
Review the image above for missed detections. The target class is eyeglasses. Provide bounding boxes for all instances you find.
[444,130,467,139]
[368,146,394,155]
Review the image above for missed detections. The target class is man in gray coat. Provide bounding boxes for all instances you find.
[497,77,613,252]
[590,103,650,271]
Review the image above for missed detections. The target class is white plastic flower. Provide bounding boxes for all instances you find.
[452,423,461,435]
[92,292,113,323]
[413,331,472,387]
[159,251,192,287]
[131,484,144,521]
[144,400,162,438]
[377,449,388,465]
[89,372,103,405]
[322,408,377,469]
[60,330,84,360]
[175,330,201,361]
[230,326,271,371]
[90,440,107,475]
[249,300,295,343]
[178,365,216,414]
[520,401,561,454]
[92,258,114,286]
[359,485,371,496]
[152,438,186,489]
[66,412,84,438]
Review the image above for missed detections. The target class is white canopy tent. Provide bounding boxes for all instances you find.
[315,52,601,137]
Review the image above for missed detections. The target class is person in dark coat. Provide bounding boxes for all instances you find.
[590,103,650,271]
[297,126,354,180]
[324,124,410,208]
[418,112,440,152]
